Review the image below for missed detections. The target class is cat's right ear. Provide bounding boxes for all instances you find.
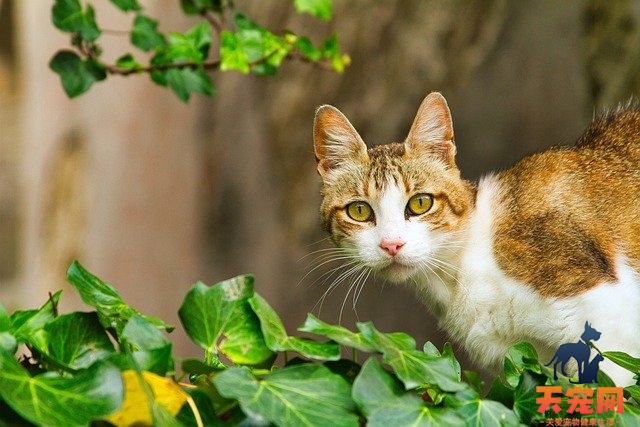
[314,105,368,178]
[406,92,457,168]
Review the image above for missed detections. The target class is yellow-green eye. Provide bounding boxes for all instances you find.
[406,193,434,216]
[346,201,373,222]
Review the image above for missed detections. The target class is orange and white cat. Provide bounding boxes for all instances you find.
[313,92,640,386]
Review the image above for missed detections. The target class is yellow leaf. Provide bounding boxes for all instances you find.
[105,370,189,426]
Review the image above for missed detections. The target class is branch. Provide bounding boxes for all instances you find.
[201,9,223,37]
[101,52,336,77]
[104,59,223,76]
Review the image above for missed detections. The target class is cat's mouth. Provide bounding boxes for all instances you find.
[378,259,416,282]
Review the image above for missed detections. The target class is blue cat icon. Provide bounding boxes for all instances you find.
[544,321,602,383]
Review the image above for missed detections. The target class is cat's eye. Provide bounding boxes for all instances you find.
[406,193,434,216]
[346,201,373,222]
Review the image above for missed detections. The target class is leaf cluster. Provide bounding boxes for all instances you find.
[1,261,639,426]
[49,0,349,101]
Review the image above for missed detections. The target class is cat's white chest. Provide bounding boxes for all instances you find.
[438,176,560,370]
[436,176,640,385]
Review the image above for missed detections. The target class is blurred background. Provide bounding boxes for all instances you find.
[0,0,638,371]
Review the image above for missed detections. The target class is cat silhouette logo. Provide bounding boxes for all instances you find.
[544,321,603,384]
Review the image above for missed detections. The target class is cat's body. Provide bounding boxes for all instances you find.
[313,92,640,386]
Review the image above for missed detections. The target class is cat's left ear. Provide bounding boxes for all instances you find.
[405,92,457,168]
[314,105,368,178]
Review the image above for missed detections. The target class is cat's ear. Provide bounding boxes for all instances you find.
[314,105,368,178]
[405,92,457,168]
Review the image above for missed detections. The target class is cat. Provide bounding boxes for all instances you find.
[544,321,601,381]
[312,92,640,386]
[571,353,604,385]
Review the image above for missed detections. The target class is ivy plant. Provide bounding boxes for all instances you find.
[0,260,639,426]
[49,0,349,101]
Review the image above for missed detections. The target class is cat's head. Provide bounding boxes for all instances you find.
[313,92,475,283]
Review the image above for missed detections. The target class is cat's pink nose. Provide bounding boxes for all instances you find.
[379,239,405,256]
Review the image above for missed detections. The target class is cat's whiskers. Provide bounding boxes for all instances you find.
[306,260,363,315]
[416,261,449,287]
[299,236,333,252]
[352,267,371,310]
[297,245,346,262]
[311,257,369,318]
[309,257,361,291]
[302,242,375,323]
[312,265,356,315]
[427,254,463,277]
[417,254,462,288]
[297,247,357,288]
[339,265,372,323]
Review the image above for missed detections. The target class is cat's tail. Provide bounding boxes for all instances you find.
[543,356,557,367]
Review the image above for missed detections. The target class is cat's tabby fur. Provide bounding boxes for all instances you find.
[313,92,640,385]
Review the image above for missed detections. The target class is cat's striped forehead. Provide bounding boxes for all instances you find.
[365,143,410,191]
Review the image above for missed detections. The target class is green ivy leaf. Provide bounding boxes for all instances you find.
[293,0,333,21]
[422,341,440,357]
[249,293,340,361]
[597,369,616,387]
[43,311,115,370]
[616,404,640,426]
[152,402,184,427]
[165,24,212,64]
[178,275,273,366]
[464,370,485,394]
[180,0,221,15]
[184,21,212,58]
[0,303,10,331]
[486,377,515,410]
[295,36,322,61]
[321,34,349,73]
[109,0,141,12]
[66,260,173,335]
[603,351,640,374]
[626,385,640,402]
[176,389,223,427]
[49,51,106,98]
[164,67,213,102]
[52,0,101,42]
[299,313,375,352]
[513,371,547,426]
[120,314,173,375]
[215,363,359,427]
[220,31,250,74]
[10,291,61,350]
[0,332,16,354]
[353,359,465,427]
[446,389,521,427]
[0,352,123,427]
[357,322,466,392]
[131,14,167,52]
[115,53,143,71]
[0,304,16,354]
[221,14,294,76]
[442,342,462,378]
[504,342,541,388]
